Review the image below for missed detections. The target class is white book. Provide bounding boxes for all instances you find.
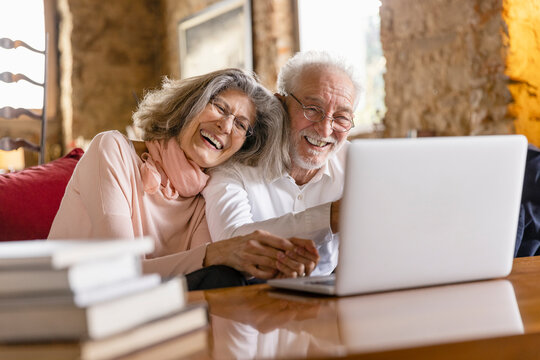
[0,276,186,342]
[0,237,154,269]
[0,255,143,296]
[80,305,208,360]
[73,274,161,306]
[0,317,208,360]
[0,274,162,307]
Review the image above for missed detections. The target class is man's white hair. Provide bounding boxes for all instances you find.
[276,50,362,110]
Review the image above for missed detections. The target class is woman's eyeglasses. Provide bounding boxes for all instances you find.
[210,99,254,137]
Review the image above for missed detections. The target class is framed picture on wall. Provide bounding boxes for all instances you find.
[178,0,252,79]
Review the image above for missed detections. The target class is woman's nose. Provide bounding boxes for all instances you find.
[217,114,234,134]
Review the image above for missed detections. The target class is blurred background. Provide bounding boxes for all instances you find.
[0,0,538,170]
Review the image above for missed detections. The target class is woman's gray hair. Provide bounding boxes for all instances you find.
[132,68,289,179]
[276,50,362,110]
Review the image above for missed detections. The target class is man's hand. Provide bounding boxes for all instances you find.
[270,237,320,278]
[204,230,319,279]
[282,237,319,276]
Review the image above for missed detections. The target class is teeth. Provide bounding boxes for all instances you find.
[305,136,330,147]
[201,130,223,150]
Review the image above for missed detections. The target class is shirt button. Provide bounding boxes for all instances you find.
[297,194,303,200]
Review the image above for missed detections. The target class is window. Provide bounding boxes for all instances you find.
[0,0,46,109]
[297,0,386,134]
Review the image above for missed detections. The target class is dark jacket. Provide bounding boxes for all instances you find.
[515,144,540,257]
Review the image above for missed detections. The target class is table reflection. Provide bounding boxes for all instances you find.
[205,280,523,359]
[337,279,523,354]
[206,286,344,359]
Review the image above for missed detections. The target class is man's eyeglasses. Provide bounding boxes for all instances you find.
[289,93,354,133]
[210,98,254,137]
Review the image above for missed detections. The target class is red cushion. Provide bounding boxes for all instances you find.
[0,148,84,241]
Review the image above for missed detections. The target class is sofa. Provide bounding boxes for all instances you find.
[0,148,84,241]
[1,144,538,257]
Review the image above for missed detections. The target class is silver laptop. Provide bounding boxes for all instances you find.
[268,135,527,296]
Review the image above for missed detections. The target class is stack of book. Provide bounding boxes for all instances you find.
[0,238,208,360]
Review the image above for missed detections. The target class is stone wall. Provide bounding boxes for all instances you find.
[251,0,297,91]
[55,0,540,150]
[380,0,512,138]
[57,0,294,150]
[58,0,164,148]
[503,0,540,146]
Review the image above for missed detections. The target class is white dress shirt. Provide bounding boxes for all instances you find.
[202,143,348,276]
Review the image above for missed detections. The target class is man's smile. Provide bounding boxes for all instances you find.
[304,135,333,148]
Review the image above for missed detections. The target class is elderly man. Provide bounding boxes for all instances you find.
[203,51,360,277]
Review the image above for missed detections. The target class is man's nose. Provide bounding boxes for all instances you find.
[314,116,334,138]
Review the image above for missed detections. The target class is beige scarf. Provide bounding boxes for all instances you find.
[140,138,209,199]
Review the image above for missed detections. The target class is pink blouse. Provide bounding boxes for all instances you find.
[48,131,211,276]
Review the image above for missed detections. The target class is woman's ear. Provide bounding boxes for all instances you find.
[274,93,285,104]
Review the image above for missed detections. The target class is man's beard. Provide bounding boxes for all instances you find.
[289,128,345,171]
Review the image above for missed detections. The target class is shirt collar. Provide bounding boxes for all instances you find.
[275,155,333,185]
[273,141,349,185]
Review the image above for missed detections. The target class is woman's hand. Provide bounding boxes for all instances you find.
[276,237,319,277]
[204,230,319,279]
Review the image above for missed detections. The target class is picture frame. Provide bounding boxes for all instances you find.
[178,0,252,79]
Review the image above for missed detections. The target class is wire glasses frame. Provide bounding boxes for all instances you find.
[289,93,355,133]
[210,98,254,137]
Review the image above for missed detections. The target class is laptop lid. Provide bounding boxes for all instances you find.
[335,135,527,296]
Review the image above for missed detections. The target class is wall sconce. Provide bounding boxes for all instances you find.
[0,148,25,173]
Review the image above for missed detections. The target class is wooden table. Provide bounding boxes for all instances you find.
[187,256,540,359]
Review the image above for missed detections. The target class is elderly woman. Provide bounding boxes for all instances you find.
[49,69,318,289]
